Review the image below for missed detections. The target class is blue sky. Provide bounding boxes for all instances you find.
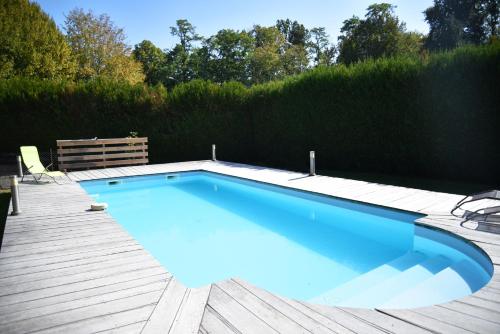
[37,0,434,50]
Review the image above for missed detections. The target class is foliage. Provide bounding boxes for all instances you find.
[170,19,202,52]
[205,29,254,84]
[308,27,336,65]
[337,3,422,64]
[0,43,498,183]
[424,0,499,50]
[249,26,285,83]
[64,8,144,83]
[276,19,308,46]
[0,0,76,79]
[133,40,167,85]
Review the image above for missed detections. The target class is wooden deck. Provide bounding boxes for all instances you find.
[0,160,499,333]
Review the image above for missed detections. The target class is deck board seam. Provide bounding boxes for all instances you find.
[438,303,500,324]
[0,286,167,326]
[0,273,170,310]
[230,279,329,334]
[374,310,442,334]
[203,304,242,334]
[0,264,164,299]
[26,302,158,334]
[278,297,350,333]
[411,308,488,333]
[0,254,158,285]
[212,283,281,333]
[0,249,147,278]
[166,288,191,333]
[139,276,173,333]
[0,242,141,265]
[336,307,419,334]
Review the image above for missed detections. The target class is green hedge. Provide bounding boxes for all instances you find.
[0,43,498,183]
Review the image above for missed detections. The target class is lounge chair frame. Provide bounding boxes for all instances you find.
[451,190,500,222]
[20,146,72,184]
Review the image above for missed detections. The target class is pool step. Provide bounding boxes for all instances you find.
[337,255,452,308]
[308,251,427,305]
[380,259,481,309]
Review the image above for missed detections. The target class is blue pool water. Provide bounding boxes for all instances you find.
[80,171,493,309]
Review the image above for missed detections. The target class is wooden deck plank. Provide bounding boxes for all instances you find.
[169,285,211,334]
[438,301,500,324]
[0,279,168,325]
[379,309,473,333]
[0,274,169,317]
[0,248,146,279]
[0,290,161,334]
[232,278,336,334]
[206,285,278,333]
[0,259,161,297]
[199,305,237,334]
[216,279,311,333]
[412,306,500,333]
[141,278,188,334]
[0,252,155,286]
[0,266,166,307]
[32,304,155,334]
[94,320,147,334]
[0,244,142,273]
[1,160,499,333]
[337,307,432,333]
[0,241,140,266]
[299,302,386,334]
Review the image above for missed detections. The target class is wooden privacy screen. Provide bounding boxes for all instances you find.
[57,137,148,171]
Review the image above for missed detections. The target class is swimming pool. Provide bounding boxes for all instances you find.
[80,171,493,309]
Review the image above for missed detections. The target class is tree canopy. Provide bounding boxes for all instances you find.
[132,40,167,85]
[337,3,422,64]
[424,0,499,50]
[64,8,144,83]
[0,0,76,79]
[3,1,496,86]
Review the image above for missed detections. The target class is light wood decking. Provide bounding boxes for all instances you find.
[0,160,498,333]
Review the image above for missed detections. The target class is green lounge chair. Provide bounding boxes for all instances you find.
[20,146,70,183]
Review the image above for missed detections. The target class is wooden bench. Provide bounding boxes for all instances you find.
[57,137,148,171]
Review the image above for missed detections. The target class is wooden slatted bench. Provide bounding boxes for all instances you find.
[57,137,148,171]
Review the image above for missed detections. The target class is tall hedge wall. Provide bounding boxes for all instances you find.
[0,43,498,183]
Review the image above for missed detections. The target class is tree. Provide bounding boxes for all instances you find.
[205,29,254,84]
[133,40,167,85]
[274,20,310,75]
[308,27,336,66]
[424,0,499,50]
[337,3,420,64]
[164,19,203,84]
[276,19,308,46]
[250,26,285,83]
[281,45,309,75]
[170,19,201,52]
[64,8,144,83]
[104,54,145,84]
[249,25,309,83]
[0,0,75,79]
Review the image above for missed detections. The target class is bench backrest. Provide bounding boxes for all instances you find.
[57,137,148,171]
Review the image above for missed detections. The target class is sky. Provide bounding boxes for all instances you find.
[36,0,434,50]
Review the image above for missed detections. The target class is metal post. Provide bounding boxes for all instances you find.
[49,148,54,171]
[10,175,21,215]
[16,155,23,178]
[212,144,216,161]
[309,151,316,176]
